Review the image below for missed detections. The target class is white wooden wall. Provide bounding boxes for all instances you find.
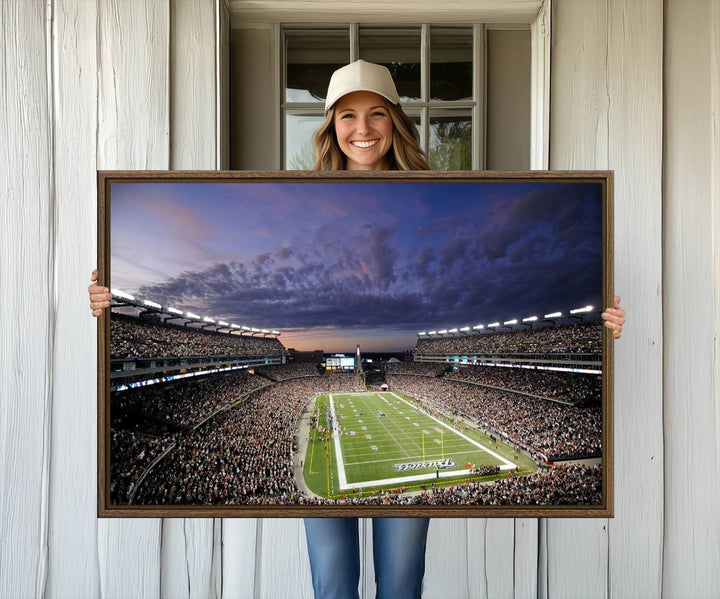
[1,0,718,597]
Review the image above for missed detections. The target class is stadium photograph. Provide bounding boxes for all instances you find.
[99,171,610,516]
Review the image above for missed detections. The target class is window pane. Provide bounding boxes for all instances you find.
[285,112,324,169]
[359,28,421,102]
[286,30,349,103]
[429,109,472,170]
[402,109,423,149]
[430,27,473,101]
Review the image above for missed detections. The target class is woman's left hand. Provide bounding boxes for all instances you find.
[602,295,626,339]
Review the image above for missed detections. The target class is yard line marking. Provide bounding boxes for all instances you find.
[328,394,348,489]
[388,392,515,469]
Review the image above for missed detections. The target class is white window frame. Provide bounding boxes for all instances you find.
[282,23,484,170]
[230,0,551,171]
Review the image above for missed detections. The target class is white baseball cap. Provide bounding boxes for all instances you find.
[324,60,400,112]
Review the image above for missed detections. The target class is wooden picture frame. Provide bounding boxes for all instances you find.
[98,170,613,518]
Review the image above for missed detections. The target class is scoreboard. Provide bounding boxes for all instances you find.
[325,356,355,370]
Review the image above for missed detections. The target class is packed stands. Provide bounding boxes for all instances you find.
[385,362,449,376]
[386,375,601,461]
[110,429,175,504]
[415,320,601,355]
[112,369,268,430]
[111,313,285,359]
[447,365,601,406]
[292,464,602,506]
[131,378,323,505]
[256,363,321,381]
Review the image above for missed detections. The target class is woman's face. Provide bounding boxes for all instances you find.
[333,91,394,170]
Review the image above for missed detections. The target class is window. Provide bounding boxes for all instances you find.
[229,23,531,171]
[283,25,492,171]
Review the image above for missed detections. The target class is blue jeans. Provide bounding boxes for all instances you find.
[304,517,430,599]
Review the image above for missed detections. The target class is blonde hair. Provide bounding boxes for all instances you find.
[312,101,430,171]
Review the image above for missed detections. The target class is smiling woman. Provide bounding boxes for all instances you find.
[311,60,429,172]
[333,91,394,170]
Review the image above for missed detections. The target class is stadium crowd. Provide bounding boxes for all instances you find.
[111,313,285,359]
[256,363,320,381]
[447,365,601,406]
[386,375,601,460]
[323,372,365,393]
[414,321,602,355]
[292,464,602,506]
[110,365,601,506]
[110,429,175,503]
[131,378,324,505]
[112,369,268,430]
[384,362,448,376]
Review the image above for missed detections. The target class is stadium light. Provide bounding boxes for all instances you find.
[272,330,280,335]
[438,329,448,334]
[460,327,470,332]
[143,299,162,309]
[167,307,183,315]
[261,329,269,333]
[570,305,594,314]
[522,316,538,322]
[487,322,500,327]
[203,317,215,323]
[449,328,458,333]
[241,326,251,331]
[218,321,229,327]
[111,289,135,300]
[418,332,427,336]
[503,319,517,326]
[231,324,241,329]
[544,311,562,318]
[428,331,437,335]
[472,324,484,330]
[251,327,260,332]
[186,312,200,319]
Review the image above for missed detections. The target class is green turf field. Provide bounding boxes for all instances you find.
[302,391,537,498]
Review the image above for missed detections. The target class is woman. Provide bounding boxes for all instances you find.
[302,60,433,599]
[89,60,626,598]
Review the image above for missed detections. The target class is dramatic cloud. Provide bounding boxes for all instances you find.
[114,180,603,350]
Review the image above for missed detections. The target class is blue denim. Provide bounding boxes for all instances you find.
[304,517,430,599]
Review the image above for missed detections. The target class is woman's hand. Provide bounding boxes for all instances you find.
[89,269,112,317]
[602,295,625,339]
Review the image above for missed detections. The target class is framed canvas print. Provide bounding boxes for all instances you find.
[97,170,614,517]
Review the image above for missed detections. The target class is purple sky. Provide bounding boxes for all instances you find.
[110,180,603,352]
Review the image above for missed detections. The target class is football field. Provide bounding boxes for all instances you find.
[303,391,521,497]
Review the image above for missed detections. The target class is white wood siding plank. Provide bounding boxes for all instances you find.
[47,0,101,596]
[170,0,217,170]
[161,2,222,597]
[222,519,258,599]
[96,1,170,595]
[256,518,314,599]
[96,0,170,170]
[0,1,52,598]
[663,1,720,596]
[423,519,470,599]
[484,519,516,598]
[512,519,538,599]
[606,1,664,598]
[161,520,218,599]
[548,2,609,595]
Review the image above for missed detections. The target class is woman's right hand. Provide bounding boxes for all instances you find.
[89,269,112,317]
